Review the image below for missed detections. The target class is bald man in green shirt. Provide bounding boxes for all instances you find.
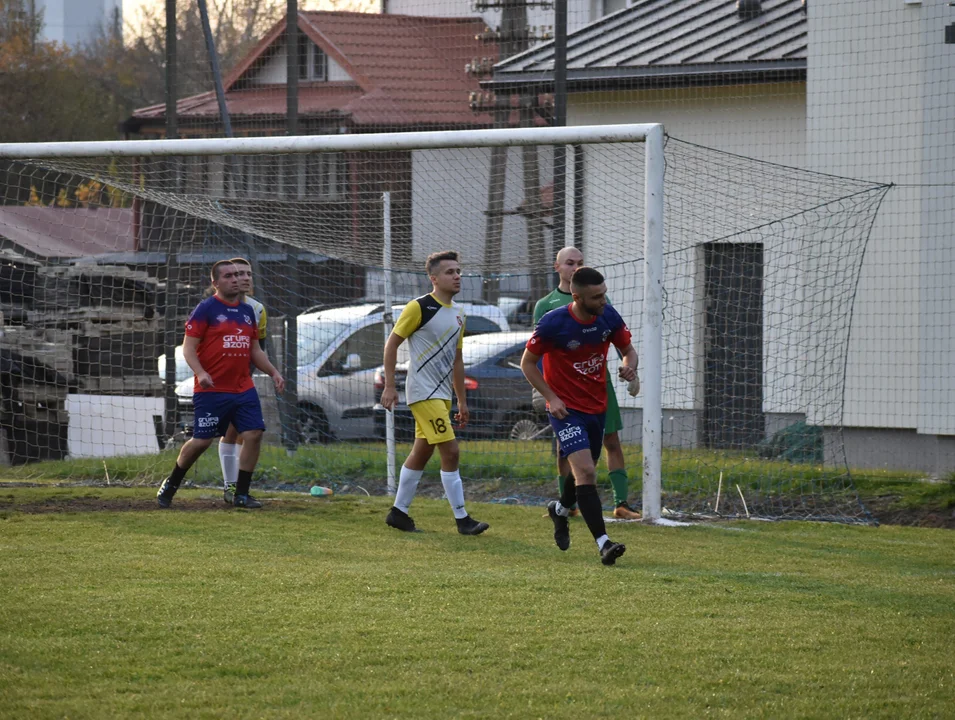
[533,247,641,520]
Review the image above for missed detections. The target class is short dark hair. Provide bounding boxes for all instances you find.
[571,266,605,290]
[210,259,236,282]
[230,257,251,268]
[426,250,459,276]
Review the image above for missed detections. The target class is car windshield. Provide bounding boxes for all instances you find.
[461,338,522,367]
[297,320,348,366]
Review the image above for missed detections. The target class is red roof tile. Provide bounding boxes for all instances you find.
[132,12,496,130]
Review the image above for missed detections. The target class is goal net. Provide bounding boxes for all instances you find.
[0,126,888,523]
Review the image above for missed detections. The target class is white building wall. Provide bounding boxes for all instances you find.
[410,146,554,286]
[569,85,808,413]
[808,0,955,434]
[254,41,351,84]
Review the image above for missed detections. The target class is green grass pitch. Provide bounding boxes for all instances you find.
[0,489,953,718]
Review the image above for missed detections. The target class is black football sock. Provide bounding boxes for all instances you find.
[167,462,187,489]
[236,469,253,497]
[575,484,608,541]
[558,472,577,508]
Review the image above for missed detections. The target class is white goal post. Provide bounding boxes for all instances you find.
[0,123,665,521]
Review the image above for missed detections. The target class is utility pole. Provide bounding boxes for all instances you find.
[283,0,300,449]
[473,0,555,303]
[553,0,567,254]
[162,0,179,443]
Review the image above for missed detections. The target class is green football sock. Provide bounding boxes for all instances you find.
[557,474,577,510]
[608,469,629,506]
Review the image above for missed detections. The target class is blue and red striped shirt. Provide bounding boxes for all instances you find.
[184,296,258,394]
[526,303,632,415]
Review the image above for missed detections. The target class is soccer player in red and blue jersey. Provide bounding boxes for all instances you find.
[521,266,639,565]
[157,260,285,509]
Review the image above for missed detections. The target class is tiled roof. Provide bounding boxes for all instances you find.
[131,11,494,130]
[491,0,806,88]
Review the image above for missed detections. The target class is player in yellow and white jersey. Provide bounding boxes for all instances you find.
[219,257,270,504]
[379,251,489,535]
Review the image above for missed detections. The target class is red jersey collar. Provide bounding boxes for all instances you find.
[214,293,241,308]
[567,302,597,325]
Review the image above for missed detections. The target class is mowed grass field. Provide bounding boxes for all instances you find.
[0,488,953,718]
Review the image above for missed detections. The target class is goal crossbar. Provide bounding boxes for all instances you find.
[0,123,660,159]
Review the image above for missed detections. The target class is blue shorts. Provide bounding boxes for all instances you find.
[192,388,265,439]
[549,408,606,464]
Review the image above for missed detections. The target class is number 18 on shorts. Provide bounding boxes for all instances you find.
[410,399,455,445]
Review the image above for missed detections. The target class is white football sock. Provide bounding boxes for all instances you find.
[440,469,468,519]
[395,465,423,514]
[554,501,571,517]
[218,442,238,489]
[596,534,610,550]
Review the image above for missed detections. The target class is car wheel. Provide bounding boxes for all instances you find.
[509,414,550,441]
[298,404,332,444]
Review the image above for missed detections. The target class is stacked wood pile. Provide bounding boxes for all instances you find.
[32,264,162,396]
[0,253,163,464]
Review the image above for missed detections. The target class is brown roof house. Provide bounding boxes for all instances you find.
[122,11,500,273]
[125,11,495,136]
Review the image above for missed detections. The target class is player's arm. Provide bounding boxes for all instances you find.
[258,306,269,354]
[452,347,469,428]
[520,348,567,419]
[258,306,268,340]
[251,338,284,393]
[610,314,640,394]
[380,331,406,411]
[182,335,213,389]
[617,343,638,380]
[381,302,419,410]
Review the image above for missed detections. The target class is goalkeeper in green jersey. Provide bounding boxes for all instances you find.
[532,247,641,520]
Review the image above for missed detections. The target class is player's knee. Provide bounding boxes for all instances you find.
[183,436,214,456]
[571,460,597,484]
[603,432,621,452]
[240,429,264,445]
[437,440,459,466]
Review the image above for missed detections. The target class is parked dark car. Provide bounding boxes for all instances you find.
[373,331,551,442]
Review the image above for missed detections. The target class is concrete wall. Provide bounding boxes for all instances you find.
[829,428,955,476]
[616,408,806,449]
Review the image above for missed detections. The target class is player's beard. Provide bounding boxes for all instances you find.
[583,299,605,316]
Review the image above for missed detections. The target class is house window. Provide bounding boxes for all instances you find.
[224,148,343,199]
[185,155,207,195]
[297,40,328,82]
[306,153,344,199]
[297,38,309,80]
[313,45,327,81]
[602,0,629,16]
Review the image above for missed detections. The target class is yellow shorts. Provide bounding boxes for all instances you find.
[410,399,456,445]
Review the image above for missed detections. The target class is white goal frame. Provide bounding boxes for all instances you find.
[0,123,665,521]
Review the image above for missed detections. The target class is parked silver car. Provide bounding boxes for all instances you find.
[163,299,510,442]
